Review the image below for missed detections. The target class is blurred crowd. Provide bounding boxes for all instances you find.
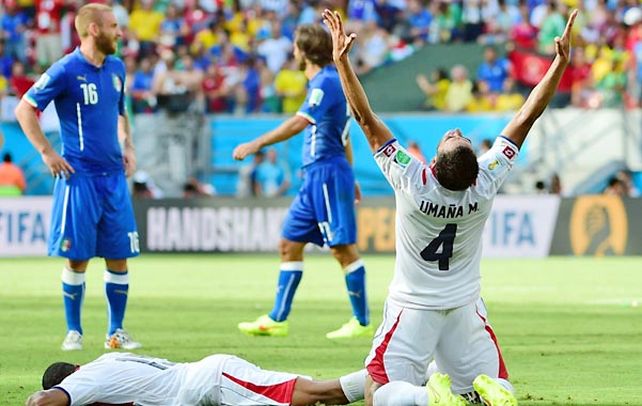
[414,0,642,112]
[0,0,640,116]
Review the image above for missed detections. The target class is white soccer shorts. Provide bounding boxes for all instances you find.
[365,298,509,393]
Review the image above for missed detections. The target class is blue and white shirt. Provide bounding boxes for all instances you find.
[24,48,126,175]
[296,65,350,168]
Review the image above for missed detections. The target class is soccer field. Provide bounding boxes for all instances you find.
[1,255,641,405]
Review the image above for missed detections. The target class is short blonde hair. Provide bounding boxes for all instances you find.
[74,3,113,38]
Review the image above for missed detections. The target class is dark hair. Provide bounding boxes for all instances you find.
[295,24,333,67]
[42,362,76,389]
[434,145,479,191]
[3,153,11,163]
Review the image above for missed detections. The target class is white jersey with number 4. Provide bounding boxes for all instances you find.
[374,137,519,310]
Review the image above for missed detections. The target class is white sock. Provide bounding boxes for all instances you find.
[497,378,514,393]
[339,369,367,403]
[373,381,427,406]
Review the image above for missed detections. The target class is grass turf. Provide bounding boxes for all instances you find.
[1,255,641,405]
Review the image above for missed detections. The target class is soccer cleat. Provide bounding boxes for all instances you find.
[61,330,83,351]
[473,374,518,406]
[238,314,289,337]
[105,329,142,350]
[325,317,374,339]
[426,373,468,406]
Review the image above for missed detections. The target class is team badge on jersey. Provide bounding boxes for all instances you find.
[393,150,412,168]
[112,74,122,91]
[34,73,51,91]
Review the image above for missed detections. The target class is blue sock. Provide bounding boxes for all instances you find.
[104,270,129,335]
[268,262,303,322]
[344,260,369,326]
[61,268,85,334]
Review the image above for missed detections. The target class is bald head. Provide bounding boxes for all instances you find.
[75,3,113,38]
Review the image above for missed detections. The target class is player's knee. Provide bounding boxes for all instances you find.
[105,259,127,272]
[67,260,88,272]
[330,245,359,267]
[278,239,304,261]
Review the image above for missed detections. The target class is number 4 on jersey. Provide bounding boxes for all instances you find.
[421,224,457,271]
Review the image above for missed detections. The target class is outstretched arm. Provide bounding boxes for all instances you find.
[25,389,69,406]
[322,10,393,153]
[233,115,308,160]
[502,9,578,149]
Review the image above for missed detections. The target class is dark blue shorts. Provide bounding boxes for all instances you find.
[48,171,139,260]
[282,157,356,247]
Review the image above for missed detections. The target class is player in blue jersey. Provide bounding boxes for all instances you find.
[14,3,141,351]
[233,24,372,339]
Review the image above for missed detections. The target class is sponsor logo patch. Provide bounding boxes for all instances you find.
[309,88,324,106]
[34,73,51,91]
[488,159,500,170]
[112,74,122,91]
[382,143,397,157]
[502,145,516,160]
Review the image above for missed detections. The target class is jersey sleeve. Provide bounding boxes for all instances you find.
[296,79,334,124]
[116,59,126,115]
[374,138,425,193]
[476,136,520,197]
[55,373,99,406]
[23,62,67,112]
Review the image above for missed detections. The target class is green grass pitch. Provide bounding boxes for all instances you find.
[1,255,641,405]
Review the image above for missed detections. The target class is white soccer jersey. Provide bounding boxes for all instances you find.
[55,352,233,405]
[374,137,519,309]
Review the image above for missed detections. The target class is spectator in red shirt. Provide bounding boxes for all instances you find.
[9,61,34,98]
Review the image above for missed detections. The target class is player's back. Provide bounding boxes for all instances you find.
[24,48,126,174]
[375,137,519,310]
[297,65,350,168]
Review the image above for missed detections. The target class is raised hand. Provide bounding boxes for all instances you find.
[555,9,578,64]
[322,9,357,63]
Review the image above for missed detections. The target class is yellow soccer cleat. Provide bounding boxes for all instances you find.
[473,374,518,406]
[238,314,289,337]
[325,317,374,339]
[426,373,468,406]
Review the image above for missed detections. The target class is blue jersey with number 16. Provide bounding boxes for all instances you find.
[25,48,126,175]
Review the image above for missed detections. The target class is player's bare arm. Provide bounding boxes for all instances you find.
[14,99,75,178]
[322,9,392,153]
[232,114,308,160]
[119,113,136,177]
[25,389,69,406]
[502,9,578,148]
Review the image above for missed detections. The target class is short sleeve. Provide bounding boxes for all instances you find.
[115,59,126,116]
[23,63,67,112]
[55,374,99,406]
[374,138,425,193]
[296,80,333,124]
[476,136,519,197]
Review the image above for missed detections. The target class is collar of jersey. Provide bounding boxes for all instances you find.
[73,47,105,69]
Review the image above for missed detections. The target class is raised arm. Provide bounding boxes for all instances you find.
[322,10,393,153]
[502,9,578,149]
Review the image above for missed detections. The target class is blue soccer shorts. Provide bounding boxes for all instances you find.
[48,171,139,260]
[282,157,357,247]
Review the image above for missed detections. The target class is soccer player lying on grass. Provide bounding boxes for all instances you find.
[323,7,578,406]
[25,352,366,406]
